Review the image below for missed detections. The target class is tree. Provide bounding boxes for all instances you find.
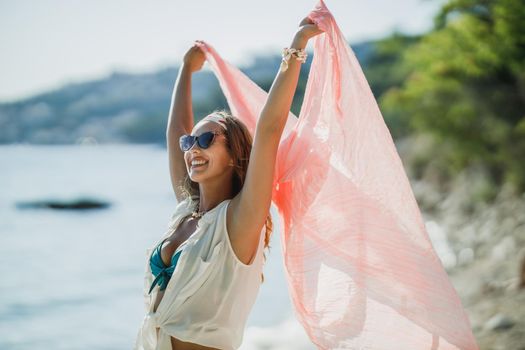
[381,0,525,192]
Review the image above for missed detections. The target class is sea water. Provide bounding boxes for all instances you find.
[0,144,314,350]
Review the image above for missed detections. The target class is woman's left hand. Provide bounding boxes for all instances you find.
[296,16,324,42]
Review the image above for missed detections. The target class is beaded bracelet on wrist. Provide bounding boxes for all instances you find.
[280,47,308,72]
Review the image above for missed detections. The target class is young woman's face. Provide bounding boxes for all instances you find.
[183,120,233,183]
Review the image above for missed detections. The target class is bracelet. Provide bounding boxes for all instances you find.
[280,47,308,73]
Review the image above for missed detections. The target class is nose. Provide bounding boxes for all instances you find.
[187,137,202,152]
[188,142,203,157]
[188,141,199,151]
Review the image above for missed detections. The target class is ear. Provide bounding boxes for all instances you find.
[229,159,234,166]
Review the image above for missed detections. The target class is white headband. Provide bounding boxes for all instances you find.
[201,113,227,130]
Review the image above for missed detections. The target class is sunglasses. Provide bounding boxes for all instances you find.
[179,131,225,152]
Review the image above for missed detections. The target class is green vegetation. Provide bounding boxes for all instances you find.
[379,0,525,192]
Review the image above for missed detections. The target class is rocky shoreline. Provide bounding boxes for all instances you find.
[402,136,525,350]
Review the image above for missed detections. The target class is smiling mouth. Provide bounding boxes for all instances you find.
[191,160,209,169]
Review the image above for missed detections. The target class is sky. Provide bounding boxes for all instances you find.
[0,0,445,103]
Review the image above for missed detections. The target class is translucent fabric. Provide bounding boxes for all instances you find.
[195,0,479,348]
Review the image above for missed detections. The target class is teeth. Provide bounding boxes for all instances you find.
[191,160,208,166]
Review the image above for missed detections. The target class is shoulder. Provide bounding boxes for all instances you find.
[177,196,196,213]
[168,196,194,227]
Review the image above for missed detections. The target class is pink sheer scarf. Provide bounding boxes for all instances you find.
[196,1,479,348]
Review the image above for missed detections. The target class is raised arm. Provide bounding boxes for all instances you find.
[228,18,323,264]
[166,43,205,202]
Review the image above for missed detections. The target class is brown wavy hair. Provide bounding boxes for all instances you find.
[179,109,273,283]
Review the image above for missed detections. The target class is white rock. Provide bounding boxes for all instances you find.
[491,236,516,262]
[484,313,515,331]
[425,220,457,270]
[458,248,474,266]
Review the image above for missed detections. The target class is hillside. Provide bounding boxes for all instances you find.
[0,41,375,145]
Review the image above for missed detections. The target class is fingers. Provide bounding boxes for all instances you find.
[192,40,207,52]
[305,23,323,33]
[299,16,315,27]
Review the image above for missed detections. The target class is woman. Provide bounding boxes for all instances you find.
[134,16,323,350]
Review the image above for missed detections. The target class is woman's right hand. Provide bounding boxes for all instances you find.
[183,40,206,73]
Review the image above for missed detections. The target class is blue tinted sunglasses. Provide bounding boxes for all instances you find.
[179,131,224,152]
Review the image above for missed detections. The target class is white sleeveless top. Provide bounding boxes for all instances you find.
[134,197,266,350]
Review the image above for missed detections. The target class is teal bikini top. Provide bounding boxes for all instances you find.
[148,238,183,295]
